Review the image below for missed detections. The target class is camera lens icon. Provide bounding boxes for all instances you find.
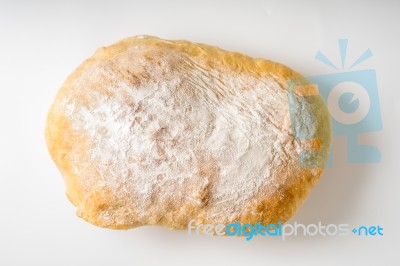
[327,81,370,125]
[288,69,383,166]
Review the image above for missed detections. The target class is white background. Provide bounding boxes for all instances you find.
[0,0,399,265]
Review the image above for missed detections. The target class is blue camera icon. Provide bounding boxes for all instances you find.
[287,69,382,167]
[309,70,382,164]
[287,39,382,168]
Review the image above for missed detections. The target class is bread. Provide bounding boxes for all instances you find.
[46,35,331,230]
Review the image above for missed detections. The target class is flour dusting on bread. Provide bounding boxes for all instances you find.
[47,36,331,229]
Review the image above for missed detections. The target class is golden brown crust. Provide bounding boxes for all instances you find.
[46,36,331,230]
